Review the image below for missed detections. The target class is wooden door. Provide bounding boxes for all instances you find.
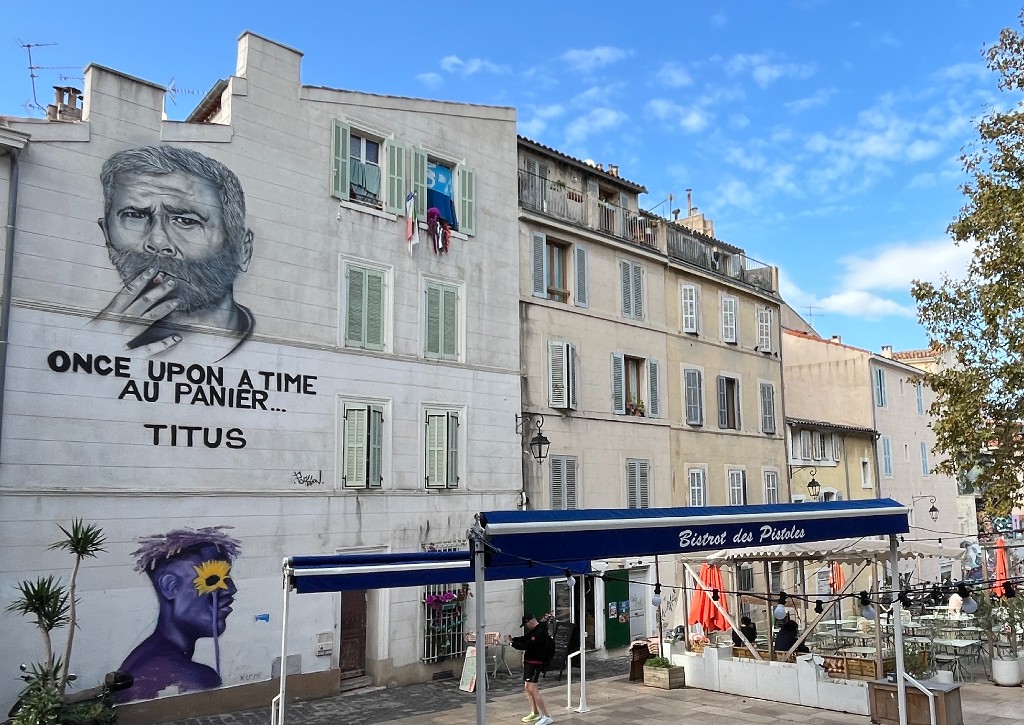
[339,589,367,679]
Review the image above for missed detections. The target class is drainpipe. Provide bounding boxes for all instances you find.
[0,147,21,463]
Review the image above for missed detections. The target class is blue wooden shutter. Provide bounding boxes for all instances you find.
[385,140,406,215]
[551,456,565,510]
[459,165,476,235]
[631,263,644,319]
[565,457,577,509]
[574,246,589,308]
[532,232,548,298]
[412,147,428,219]
[331,120,351,199]
[637,459,650,508]
[611,352,626,414]
[647,358,661,418]
[619,261,632,317]
[717,375,728,428]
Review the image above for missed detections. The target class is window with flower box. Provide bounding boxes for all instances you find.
[421,540,469,663]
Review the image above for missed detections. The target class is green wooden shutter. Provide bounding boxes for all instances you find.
[574,246,589,308]
[611,352,625,414]
[425,412,445,488]
[441,285,459,360]
[412,147,428,219]
[368,406,384,488]
[365,270,385,350]
[345,266,366,347]
[385,140,406,215]
[344,405,367,488]
[446,412,459,488]
[425,284,441,358]
[532,232,548,298]
[647,358,661,418]
[331,120,351,199]
[548,341,567,409]
[459,165,476,235]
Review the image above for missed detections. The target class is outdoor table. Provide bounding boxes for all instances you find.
[933,639,983,682]
[841,645,878,657]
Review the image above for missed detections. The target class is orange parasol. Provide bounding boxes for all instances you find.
[829,561,846,593]
[992,536,1011,596]
[688,563,729,632]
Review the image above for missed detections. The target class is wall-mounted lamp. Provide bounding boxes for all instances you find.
[911,495,939,522]
[790,465,819,500]
[515,413,550,463]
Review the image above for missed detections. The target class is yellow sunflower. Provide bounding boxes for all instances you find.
[193,559,232,595]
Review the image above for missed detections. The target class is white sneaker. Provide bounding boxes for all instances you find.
[535,717,554,725]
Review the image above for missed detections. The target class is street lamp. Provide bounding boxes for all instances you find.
[911,495,939,522]
[515,413,550,463]
[789,465,820,501]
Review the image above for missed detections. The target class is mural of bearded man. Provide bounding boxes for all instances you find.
[116,526,241,702]
[96,146,255,360]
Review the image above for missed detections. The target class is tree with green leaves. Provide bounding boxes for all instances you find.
[912,10,1024,517]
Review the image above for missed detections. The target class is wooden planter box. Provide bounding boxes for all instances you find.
[642,665,685,690]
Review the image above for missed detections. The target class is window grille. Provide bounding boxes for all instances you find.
[421,539,469,663]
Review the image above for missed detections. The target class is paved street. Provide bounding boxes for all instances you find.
[162,653,1022,725]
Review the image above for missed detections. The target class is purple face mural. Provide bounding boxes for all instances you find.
[116,527,241,702]
[96,146,255,359]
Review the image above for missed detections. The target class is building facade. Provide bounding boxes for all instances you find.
[0,33,522,718]
[517,139,786,648]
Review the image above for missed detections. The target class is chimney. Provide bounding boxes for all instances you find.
[830,335,842,344]
[608,164,619,177]
[686,189,693,216]
[881,345,893,358]
[47,86,83,122]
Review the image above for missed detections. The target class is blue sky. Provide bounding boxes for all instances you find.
[2,1,1019,352]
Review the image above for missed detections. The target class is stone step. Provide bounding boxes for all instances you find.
[338,675,380,695]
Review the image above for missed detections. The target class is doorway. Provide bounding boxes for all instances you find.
[339,589,367,679]
[628,568,649,640]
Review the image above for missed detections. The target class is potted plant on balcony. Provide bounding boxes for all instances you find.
[642,656,685,689]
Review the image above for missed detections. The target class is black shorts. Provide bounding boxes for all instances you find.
[523,663,543,683]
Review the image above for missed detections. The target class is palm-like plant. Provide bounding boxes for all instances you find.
[6,575,70,666]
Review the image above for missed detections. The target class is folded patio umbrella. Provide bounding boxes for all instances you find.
[992,536,1011,596]
[688,563,729,633]
[829,561,846,593]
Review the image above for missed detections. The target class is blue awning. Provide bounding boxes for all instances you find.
[288,550,592,594]
[481,499,910,568]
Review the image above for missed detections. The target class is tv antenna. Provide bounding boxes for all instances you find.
[165,77,203,106]
[805,305,824,326]
[18,41,80,115]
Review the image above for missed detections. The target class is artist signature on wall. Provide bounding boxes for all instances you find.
[293,471,323,487]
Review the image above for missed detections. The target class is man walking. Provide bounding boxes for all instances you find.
[510,612,553,725]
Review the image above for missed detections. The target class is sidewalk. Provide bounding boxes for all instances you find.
[163,655,1022,725]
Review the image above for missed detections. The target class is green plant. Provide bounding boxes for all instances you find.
[976,589,1022,659]
[644,656,671,668]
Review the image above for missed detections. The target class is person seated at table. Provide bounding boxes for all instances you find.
[732,616,757,647]
[774,616,809,655]
[947,590,963,616]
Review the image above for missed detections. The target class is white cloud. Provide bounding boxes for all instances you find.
[565,108,627,145]
[416,72,443,89]
[785,88,835,113]
[439,55,508,75]
[873,32,902,49]
[714,178,755,208]
[836,238,974,292]
[725,53,815,88]
[518,104,565,138]
[816,290,917,319]
[572,84,621,107]
[656,62,693,88]
[710,12,728,27]
[729,113,750,130]
[562,46,630,73]
[646,98,710,132]
[519,118,546,137]
[934,62,990,84]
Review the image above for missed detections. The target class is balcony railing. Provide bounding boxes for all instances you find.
[518,168,777,293]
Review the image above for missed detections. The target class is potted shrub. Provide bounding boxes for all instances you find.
[976,590,1023,686]
[642,656,685,690]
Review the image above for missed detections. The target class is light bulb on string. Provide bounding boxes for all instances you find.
[711,588,719,602]
[814,600,824,615]
[859,591,876,620]
[652,583,662,608]
[773,591,788,620]
[565,570,575,589]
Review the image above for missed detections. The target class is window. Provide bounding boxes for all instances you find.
[759,382,776,434]
[413,149,477,235]
[421,539,468,663]
[861,459,872,489]
[769,562,782,594]
[550,455,578,509]
[800,430,812,459]
[717,375,741,429]
[619,260,645,320]
[681,284,700,333]
[738,566,754,619]
[832,436,842,461]
[341,401,385,489]
[626,458,651,508]
[548,341,578,410]
[531,233,588,307]
[728,469,747,505]
[425,409,459,488]
[874,368,887,407]
[344,263,387,350]
[424,280,460,361]
[916,382,924,415]
[920,441,930,477]
[611,353,661,417]
[763,470,779,504]
[882,436,893,477]
[721,296,737,343]
[812,432,829,460]
[757,307,773,352]
[331,120,406,215]
[688,468,707,507]
[684,368,703,425]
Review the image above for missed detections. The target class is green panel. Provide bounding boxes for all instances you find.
[604,570,630,649]
[523,577,551,620]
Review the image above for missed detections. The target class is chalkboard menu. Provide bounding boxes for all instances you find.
[547,621,577,678]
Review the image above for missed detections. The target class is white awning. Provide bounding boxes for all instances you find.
[683,537,949,565]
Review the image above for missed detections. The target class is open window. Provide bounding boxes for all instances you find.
[331,120,406,215]
[611,353,660,417]
[548,341,578,410]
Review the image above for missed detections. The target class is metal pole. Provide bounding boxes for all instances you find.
[575,572,589,713]
[473,523,488,725]
[890,535,908,725]
[274,559,290,725]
